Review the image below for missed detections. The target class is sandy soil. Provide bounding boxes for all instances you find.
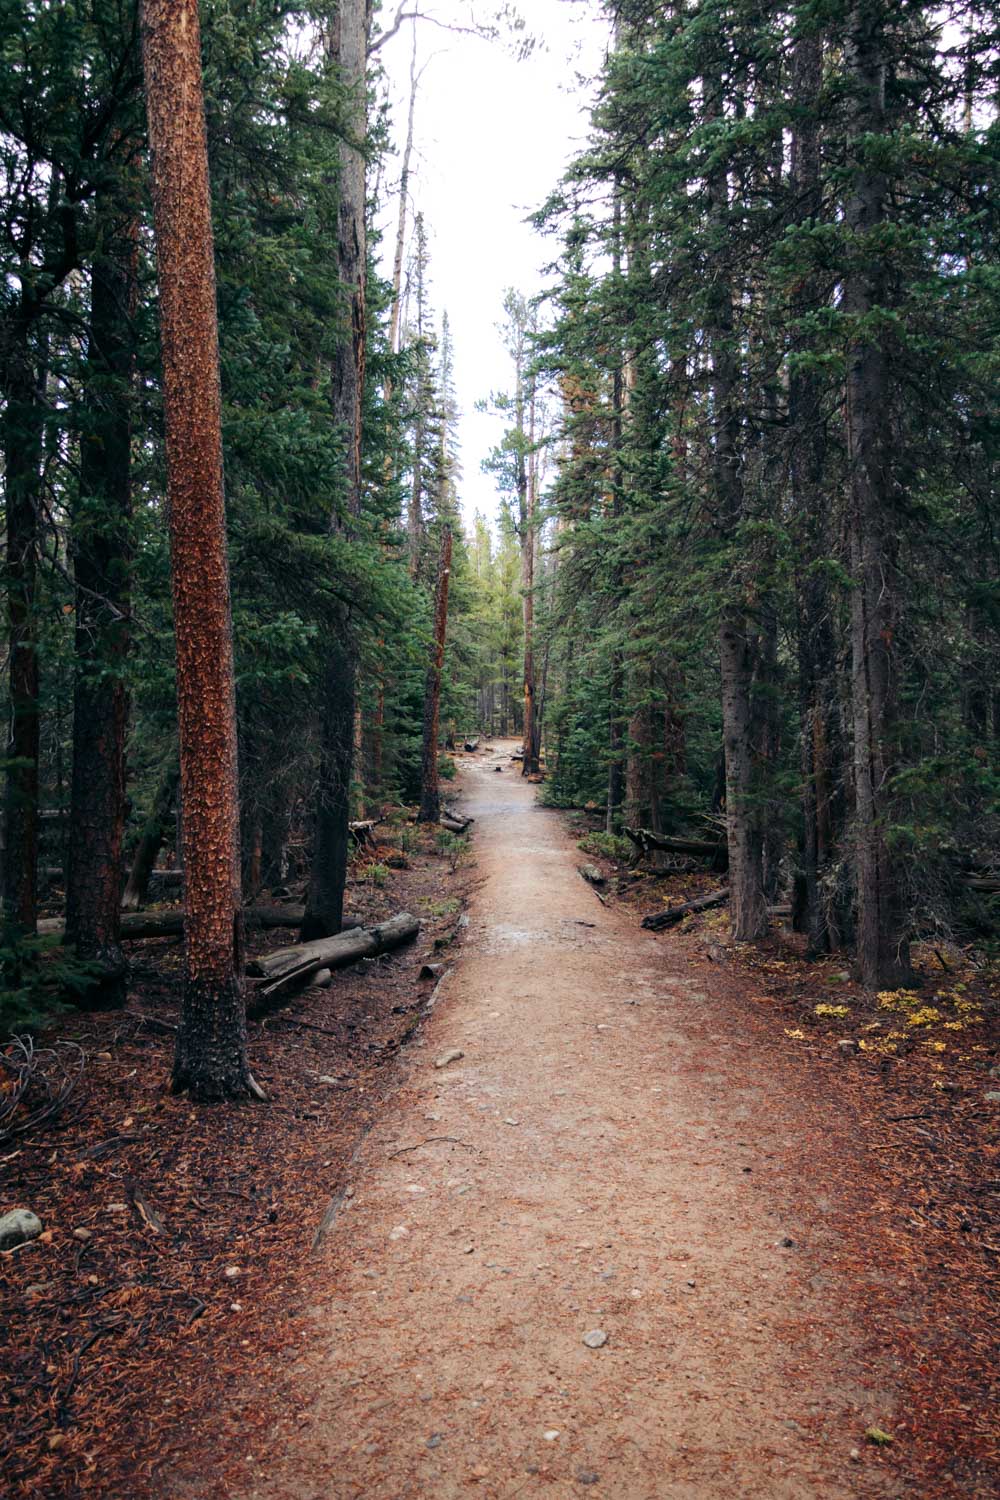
[205,745,905,1499]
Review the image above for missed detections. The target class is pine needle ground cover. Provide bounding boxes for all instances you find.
[0,825,472,1499]
[586,834,999,1496]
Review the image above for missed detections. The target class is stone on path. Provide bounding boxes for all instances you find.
[0,1209,43,1251]
[434,1049,464,1068]
[582,1329,608,1349]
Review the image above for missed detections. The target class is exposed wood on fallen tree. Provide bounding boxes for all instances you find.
[349,819,378,847]
[39,904,360,943]
[463,737,480,752]
[578,863,606,887]
[641,889,729,930]
[439,810,473,834]
[247,911,420,1000]
[624,826,728,868]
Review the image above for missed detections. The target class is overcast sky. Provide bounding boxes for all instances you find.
[375,0,608,524]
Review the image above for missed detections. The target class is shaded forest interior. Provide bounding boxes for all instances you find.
[1,3,999,1496]
[0,7,997,1105]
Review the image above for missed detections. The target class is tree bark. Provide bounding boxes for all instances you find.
[122,761,179,911]
[521,373,539,776]
[249,910,419,999]
[418,526,452,822]
[65,195,137,1008]
[788,28,849,958]
[1,311,43,942]
[843,1,911,987]
[141,0,255,1099]
[704,69,767,942]
[301,0,371,942]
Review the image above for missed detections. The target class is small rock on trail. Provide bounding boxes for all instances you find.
[0,1209,43,1251]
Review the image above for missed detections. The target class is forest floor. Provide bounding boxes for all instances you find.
[3,744,998,1498]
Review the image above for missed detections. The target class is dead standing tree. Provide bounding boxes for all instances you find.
[140,0,260,1099]
[418,526,453,823]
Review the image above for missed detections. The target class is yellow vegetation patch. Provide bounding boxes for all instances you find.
[906,1007,943,1028]
[877,988,922,1012]
[814,1003,850,1019]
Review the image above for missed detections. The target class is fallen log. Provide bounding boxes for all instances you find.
[463,737,480,752]
[440,811,473,834]
[624,826,728,867]
[38,904,360,943]
[349,819,378,847]
[247,911,420,999]
[578,863,606,887]
[641,889,728,931]
[964,876,1000,893]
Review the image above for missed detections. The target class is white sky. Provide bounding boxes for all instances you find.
[375,0,608,524]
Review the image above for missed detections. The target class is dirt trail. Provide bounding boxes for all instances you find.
[227,746,903,1499]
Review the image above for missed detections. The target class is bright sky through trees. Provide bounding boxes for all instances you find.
[377,0,605,520]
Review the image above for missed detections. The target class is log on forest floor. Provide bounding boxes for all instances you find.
[247,911,420,1003]
[38,904,361,943]
[440,811,473,835]
[624,826,728,868]
[641,889,729,931]
[349,819,379,847]
[463,738,480,752]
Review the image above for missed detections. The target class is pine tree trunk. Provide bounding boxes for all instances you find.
[302,0,371,941]
[704,75,766,942]
[141,0,254,1099]
[418,527,452,823]
[843,1,911,987]
[388,27,418,358]
[521,395,539,777]
[122,761,178,912]
[1,312,42,942]
[65,202,137,1008]
[787,28,852,956]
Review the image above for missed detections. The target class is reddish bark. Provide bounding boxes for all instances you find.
[140,0,254,1098]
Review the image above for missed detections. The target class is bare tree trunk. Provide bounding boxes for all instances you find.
[141,0,256,1099]
[122,761,178,911]
[65,195,137,1007]
[302,0,371,941]
[389,25,419,357]
[704,73,766,941]
[789,28,848,956]
[418,527,452,822]
[521,387,539,776]
[844,1,911,987]
[1,311,43,943]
